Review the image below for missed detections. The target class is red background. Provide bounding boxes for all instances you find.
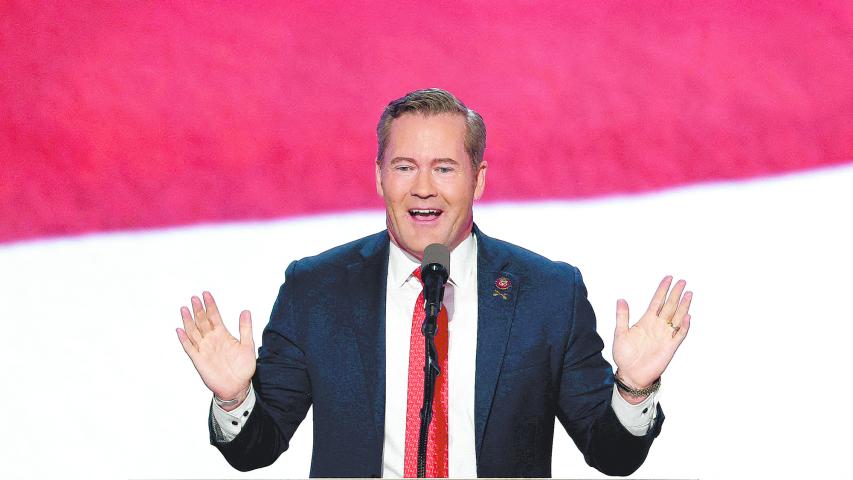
[2,1,852,243]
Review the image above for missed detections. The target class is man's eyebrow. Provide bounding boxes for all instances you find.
[388,157,460,165]
[389,157,415,165]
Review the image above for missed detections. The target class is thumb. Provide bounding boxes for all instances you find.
[615,299,629,338]
[238,310,253,346]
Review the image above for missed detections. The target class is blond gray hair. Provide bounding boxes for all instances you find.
[376,88,486,168]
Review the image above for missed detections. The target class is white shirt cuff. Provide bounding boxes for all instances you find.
[210,386,256,443]
[610,383,658,436]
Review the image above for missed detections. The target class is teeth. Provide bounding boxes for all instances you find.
[410,209,440,215]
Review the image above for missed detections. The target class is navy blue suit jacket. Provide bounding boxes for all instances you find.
[211,226,663,477]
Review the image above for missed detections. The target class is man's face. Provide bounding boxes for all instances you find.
[376,113,487,259]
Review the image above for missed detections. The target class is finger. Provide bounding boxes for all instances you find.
[646,275,673,316]
[202,291,225,328]
[672,313,691,341]
[192,295,212,334]
[659,279,687,323]
[176,328,199,357]
[180,306,203,344]
[671,290,693,327]
[614,299,629,338]
[238,310,254,346]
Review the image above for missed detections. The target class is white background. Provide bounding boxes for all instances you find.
[1,164,851,479]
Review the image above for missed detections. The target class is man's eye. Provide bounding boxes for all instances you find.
[395,165,414,172]
[436,167,454,174]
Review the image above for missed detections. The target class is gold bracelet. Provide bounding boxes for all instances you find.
[614,371,660,397]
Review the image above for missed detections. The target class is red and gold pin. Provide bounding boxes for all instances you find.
[493,276,511,300]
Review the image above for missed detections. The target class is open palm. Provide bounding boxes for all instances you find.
[176,291,256,400]
[613,276,692,389]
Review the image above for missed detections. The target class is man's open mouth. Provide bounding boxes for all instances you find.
[409,209,443,219]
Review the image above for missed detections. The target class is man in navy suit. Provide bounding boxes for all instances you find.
[177,88,693,477]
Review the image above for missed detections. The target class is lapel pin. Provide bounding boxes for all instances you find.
[493,276,511,300]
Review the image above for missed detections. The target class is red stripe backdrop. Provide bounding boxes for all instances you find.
[2,1,852,243]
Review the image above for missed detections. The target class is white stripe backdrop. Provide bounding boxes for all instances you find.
[1,164,851,479]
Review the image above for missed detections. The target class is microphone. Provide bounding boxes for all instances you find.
[417,243,449,478]
[420,243,450,332]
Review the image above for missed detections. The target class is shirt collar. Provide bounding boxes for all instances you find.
[388,232,477,288]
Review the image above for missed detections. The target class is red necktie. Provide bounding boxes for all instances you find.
[403,268,449,478]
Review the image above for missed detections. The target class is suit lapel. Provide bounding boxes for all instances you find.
[473,226,520,460]
[344,232,390,449]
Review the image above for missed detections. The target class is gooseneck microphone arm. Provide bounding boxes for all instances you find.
[417,244,449,478]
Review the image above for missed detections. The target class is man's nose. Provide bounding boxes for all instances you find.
[410,168,436,198]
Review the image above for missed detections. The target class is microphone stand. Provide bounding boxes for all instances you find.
[417,301,442,478]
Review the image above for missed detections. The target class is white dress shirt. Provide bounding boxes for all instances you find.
[211,232,658,477]
[382,232,480,477]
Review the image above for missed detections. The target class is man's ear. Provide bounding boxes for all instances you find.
[473,160,488,200]
[375,161,384,196]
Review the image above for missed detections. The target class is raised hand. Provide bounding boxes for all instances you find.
[612,276,692,394]
[176,291,256,407]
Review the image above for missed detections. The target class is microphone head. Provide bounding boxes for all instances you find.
[421,243,450,277]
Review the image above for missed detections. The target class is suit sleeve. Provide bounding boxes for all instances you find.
[555,267,664,477]
[208,260,313,472]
